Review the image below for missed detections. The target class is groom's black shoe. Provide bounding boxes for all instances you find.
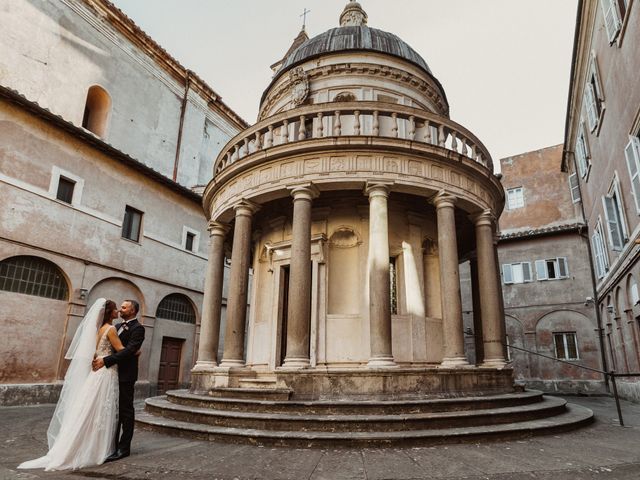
[104,449,130,463]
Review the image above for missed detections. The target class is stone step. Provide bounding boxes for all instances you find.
[166,389,544,415]
[136,402,594,447]
[209,387,292,401]
[145,395,568,432]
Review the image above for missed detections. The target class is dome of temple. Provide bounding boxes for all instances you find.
[278,25,432,77]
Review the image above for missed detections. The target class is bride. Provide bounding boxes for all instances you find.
[19,298,125,471]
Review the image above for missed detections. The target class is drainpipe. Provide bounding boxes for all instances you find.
[173,70,192,182]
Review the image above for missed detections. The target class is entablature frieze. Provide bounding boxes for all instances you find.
[205,147,504,224]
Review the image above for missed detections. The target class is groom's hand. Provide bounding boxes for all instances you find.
[92,357,105,371]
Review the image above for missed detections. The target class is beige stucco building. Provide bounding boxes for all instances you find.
[563,0,640,401]
[0,0,245,404]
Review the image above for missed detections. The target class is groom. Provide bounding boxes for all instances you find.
[92,299,145,462]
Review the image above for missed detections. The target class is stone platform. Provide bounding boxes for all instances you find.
[138,368,593,447]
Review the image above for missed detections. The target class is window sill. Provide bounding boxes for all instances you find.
[121,237,142,246]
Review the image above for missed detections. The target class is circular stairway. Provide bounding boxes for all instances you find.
[136,388,593,447]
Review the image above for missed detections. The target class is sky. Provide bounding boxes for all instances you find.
[110,0,578,165]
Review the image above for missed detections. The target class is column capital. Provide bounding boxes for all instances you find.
[233,199,260,217]
[471,209,497,228]
[365,181,393,198]
[288,183,320,201]
[431,190,457,209]
[207,221,230,237]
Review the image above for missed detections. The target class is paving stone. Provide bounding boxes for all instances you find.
[3,396,640,480]
[308,450,366,480]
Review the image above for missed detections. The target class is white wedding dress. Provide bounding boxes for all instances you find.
[19,300,119,471]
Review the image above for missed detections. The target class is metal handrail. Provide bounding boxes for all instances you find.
[505,343,640,427]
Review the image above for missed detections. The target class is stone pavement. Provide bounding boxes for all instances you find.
[2,395,640,480]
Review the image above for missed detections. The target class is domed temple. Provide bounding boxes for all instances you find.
[139,2,593,445]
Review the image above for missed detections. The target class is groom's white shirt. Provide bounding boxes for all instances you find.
[117,318,137,335]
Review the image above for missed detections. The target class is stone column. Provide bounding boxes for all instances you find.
[366,182,396,367]
[283,184,319,368]
[475,210,506,367]
[193,221,229,371]
[469,256,484,365]
[433,192,468,367]
[219,201,258,368]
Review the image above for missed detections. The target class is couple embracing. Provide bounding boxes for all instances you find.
[18,298,145,471]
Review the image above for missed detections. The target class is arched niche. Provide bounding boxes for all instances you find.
[327,226,361,315]
[82,85,111,137]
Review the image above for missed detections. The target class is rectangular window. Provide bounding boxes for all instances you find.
[185,232,195,252]
[389,257,398,315]
[602,0,623,42]
[575,122,591,179]
[584,56,604,132]
[624,136,640,213]
[535,258,569,281]
[56,177,75,204]
[602,181,627,250]
[502,262,532,285]
[122,206,143,242]
[506,187,524,210]
[569,172,581,203]
[553,332,579,360]
[592,221,609,279]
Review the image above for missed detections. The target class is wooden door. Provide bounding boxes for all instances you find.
[157,337,183,395]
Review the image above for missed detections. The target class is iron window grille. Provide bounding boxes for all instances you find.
[156,293,196,324]
[0,256,68,300]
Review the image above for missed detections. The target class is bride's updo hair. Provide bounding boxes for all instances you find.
[102,300,117,325]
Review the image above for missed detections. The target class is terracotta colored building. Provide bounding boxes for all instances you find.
[497,145,606,393]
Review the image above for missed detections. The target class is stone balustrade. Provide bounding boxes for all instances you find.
[213,102,493,176]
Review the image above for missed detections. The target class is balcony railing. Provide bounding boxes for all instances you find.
[213,102,494,176]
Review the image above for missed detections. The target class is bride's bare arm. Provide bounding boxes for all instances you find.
[106,327,126,352]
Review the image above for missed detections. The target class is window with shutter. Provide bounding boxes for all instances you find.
[522,262,532,282]
[569,173,581,202]
[625,137,640,213]
[613,181,628,239]
[592,222,609,279]
[535,260,547,281]
[603,195,624,249]
[558,257,569,278]
[502,264,513,284]
[506,187,524,210]
[584,83,599,131]
[602,0,622,43]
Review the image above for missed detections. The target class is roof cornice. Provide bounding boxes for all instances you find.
[79,0,248,130]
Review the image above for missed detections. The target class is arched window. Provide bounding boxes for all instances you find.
[0,256,68,300]
[156,294,196,324]
[82,85,111,137]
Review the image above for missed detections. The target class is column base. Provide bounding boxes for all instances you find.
[218,358,246,369]
[480,358,508,369]
[280,357,311,369]
[191,360,218,372]
[367,355,397,368]
[439,356,470,368]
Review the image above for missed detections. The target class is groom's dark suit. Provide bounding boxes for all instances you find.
[103,318,145,454]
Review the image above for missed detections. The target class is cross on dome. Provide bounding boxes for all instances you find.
[339,1,368,27]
